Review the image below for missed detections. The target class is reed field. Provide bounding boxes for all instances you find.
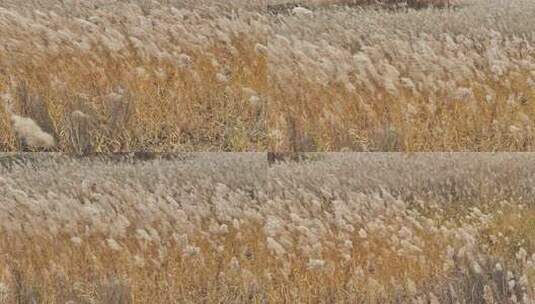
[3,0,535,152]
[0,0,267,152]
[1,1,534,303]
[0,153,533,303]
[268,0,535,151]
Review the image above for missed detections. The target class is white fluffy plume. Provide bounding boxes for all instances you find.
[10,114,55,148]
[292,7,313,17]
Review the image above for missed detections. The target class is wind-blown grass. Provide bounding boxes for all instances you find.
[268,0,535,151]
[0,0,267,152]
[0,153,532,303]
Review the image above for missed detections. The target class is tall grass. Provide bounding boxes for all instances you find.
[3,0,535,152]
[0,0,267,152]
[0,153,532,303]
[268,0,535,151]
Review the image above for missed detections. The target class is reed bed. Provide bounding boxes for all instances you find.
[0,153,532,303]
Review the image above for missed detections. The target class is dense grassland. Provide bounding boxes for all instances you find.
[1,1,534,302]
[0,153,533,303]
[0,0,267,152]
[4,0,535,152]
[268,0,535,151]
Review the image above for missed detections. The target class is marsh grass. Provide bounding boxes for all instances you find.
[0,153,532,302]
[0,1,267,152]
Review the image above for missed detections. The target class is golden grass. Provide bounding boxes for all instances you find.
[267,0,535,152]
[0,204,531,303]
[0,2,267,152]
[483,205,535,262]
[269,70,535,151]
[0,43,266,152]
[0,153,533,303]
